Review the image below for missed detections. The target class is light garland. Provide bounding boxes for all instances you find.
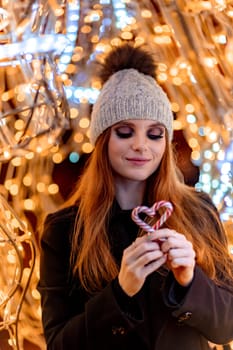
[0,1,232,349]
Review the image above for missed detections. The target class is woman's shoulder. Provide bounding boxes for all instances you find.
[40,205,78,248]
[44,205,78,227]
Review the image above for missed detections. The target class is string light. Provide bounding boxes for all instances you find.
[0,1,232,349]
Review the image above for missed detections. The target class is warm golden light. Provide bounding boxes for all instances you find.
[36,182,46,193]
[23,175,32,187]
[24,198,35,211]
[79,117,90,129]
[82,142,94,153]
[52,153,63,164]
[0,2,233,350]
[48,183,59,194]
[70,108,79,119]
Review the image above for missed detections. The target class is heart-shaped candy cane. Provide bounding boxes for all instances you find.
[131,200,173,233]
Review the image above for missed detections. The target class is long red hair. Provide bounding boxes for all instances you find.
[67,129,233,293]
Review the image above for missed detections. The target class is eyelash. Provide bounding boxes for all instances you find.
[148,134,164,140]
[115,130,164,140]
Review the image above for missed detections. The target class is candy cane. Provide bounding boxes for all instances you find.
[131,200,173,233]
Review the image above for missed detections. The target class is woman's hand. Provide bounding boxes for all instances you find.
[156,229,196,287]
[118,233,167,296]
[118,229,196,296]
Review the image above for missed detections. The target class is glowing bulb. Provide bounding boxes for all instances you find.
[25,152,34,160]
[189,138,199,148]
[11,157,22,167]
[24,199,35,211]
[141,10,152,18]
[36,182,46,193]
[173,120,183,130]
[185,104,195,113]
[191,150,201,161]
[74,132,84,143]
[23,175,32,187]
[171,102,180,112]
[79,118,90,128]
[82,142,94,153]
[9,184,19,196]
[52,153,63,164]
[48,184,59,194]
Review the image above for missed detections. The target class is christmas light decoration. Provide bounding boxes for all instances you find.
[0,1,232,349]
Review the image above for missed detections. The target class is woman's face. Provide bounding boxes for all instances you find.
[108,119,166,183]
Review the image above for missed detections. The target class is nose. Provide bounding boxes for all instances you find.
[131,131,147,152]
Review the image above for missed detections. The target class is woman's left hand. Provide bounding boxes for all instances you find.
[154,229,196,287]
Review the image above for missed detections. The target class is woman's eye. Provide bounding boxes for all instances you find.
[147,129,164,140]
[115,127,133,138]
[148,133,164,140]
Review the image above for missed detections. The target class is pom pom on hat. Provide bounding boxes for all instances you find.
[90,44,173,145]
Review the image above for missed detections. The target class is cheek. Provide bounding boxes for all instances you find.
[152,140,166,158]
[108,133,126,157]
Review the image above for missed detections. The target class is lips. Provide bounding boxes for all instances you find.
[126,158,150,165]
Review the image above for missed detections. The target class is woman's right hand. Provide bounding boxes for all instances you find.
[118,233,167,296]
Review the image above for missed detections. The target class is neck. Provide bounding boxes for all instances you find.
[114,179,146,210]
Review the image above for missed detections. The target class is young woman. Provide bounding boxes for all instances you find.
[38,44,233,350]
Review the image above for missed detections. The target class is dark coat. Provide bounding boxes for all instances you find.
[38,202,233,350]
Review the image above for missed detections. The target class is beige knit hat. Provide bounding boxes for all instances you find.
[90,50,173,145]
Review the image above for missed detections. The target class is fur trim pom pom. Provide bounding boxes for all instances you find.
[98,43,157,84]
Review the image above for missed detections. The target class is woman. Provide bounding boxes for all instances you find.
[38,44,233,350]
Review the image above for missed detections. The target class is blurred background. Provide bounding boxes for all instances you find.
[0,0,232,349]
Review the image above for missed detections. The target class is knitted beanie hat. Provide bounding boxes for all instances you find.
[90,45,173,145]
